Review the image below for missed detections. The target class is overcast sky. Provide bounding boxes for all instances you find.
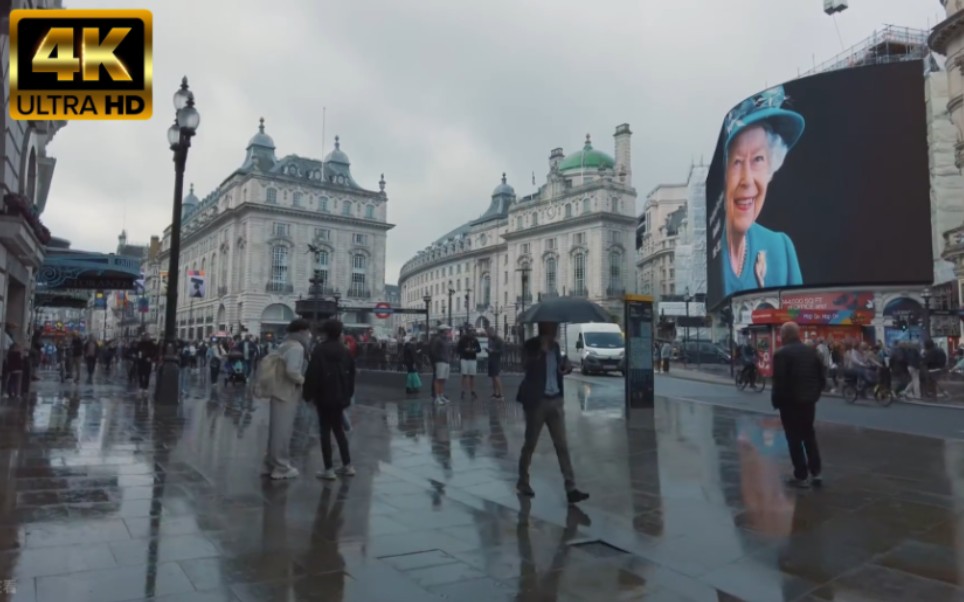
[43,0,941,283]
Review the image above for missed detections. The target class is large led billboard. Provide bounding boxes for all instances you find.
[705,61,932,309]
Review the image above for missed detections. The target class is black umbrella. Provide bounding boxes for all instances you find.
[517,297,611,324]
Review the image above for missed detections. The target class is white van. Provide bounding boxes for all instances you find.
[564,323,624,375]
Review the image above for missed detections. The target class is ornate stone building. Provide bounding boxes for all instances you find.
[0,0,66,353]
[155,120,392,341]
[397,125,637,338]
[635,184,687,300]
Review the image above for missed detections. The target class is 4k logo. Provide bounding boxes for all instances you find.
[10,9,153,121]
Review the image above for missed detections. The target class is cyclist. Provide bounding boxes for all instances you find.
[739,340,758,386]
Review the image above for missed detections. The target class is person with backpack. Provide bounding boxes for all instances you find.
[259,318,311,480]
[303,319,356,480]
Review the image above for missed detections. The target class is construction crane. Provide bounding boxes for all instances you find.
[824,0,848,15]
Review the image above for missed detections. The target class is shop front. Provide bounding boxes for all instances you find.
[881,297,924,347]
[749,307,875,377]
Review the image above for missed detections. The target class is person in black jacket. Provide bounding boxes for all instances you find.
[515,322,589,505]
[303,319,356,480]
[771,321,825,488]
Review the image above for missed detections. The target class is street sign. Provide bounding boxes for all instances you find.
[374,302,393,319]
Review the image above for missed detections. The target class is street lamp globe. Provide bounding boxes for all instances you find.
[173,76,192,110]
[166,121,180,148]
[176,104,200,132]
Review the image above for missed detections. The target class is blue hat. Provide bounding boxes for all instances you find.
[723,85,805,155]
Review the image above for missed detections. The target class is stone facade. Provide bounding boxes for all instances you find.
[155,121,392,341]
[397,125,637,338]
[0,1,66,352]
[635,184,687,299]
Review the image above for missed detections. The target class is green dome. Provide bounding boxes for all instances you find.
[558,134,615,172]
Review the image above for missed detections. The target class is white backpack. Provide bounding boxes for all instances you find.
[254,350,287,399]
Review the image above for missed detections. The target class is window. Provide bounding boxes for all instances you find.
[573,252,586,293]
[343,201,352,216]
[457,264,461,274]
[546,257,557,292]
[611,230,620,243]
[480,234,487,246]
[532,212,539,226]
[319,196,329,212]
[365,205,375,219]
[565,204,572,218]
[546,238,556,250]
[481,274,491,306]
[457,280,461,291]
[293,192,303,207]
[270,245,289,284]
[272,222,290,237]
[267,188,277,204]
[211,254,218,293]
[315,250,329,284]
[504,291,508,305]
[315,228,330,241]
[609,251,622,292]
[516,216,523,229]
[504,271,508,284]
[521,243,530,255]
[582,198,590,214]
[350,254,367,297]
[574,232,585,245]
[353,233,367,245]
[504,255,508,265]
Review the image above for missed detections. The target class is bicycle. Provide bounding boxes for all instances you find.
[841,370,892,407]
[735,365,766,393]
[921,368,950,400]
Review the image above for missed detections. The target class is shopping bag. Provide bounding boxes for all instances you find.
[406,371,422,391]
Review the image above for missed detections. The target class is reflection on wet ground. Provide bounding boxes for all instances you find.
[1,370,964,601]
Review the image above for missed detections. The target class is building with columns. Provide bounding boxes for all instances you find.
[397,125,637,338]
[931,4,964,324]
[154,119,392,342]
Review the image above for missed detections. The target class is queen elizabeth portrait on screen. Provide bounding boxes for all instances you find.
[721,86,804,297]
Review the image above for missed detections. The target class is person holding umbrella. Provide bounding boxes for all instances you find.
[515,321,589,505]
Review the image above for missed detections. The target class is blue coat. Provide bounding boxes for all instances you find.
[722,223,802,297]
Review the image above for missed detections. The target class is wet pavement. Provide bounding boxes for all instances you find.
[2,368,964,601]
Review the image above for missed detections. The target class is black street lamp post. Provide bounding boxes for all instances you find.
[156,77,200,405]
[447,288,454,327]
[922,287,932,341]
[333,290,341,321]
[465,289,470,330]
[423,294,431,338]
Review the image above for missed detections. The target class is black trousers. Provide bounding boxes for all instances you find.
[316,404,351,470]
[779,403,821,480]
[136,360,152,390]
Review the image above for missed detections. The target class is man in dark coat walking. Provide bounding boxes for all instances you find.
[771,321,825,488]
[516,322,589,504]
[303,319,356,480]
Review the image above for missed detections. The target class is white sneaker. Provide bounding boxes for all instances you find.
[270,467,299,480]
[337,465,356,477]
[317,468,337,480]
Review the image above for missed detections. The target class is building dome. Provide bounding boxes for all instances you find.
[247,117,275,149]
[324,136,350,165]
[492,172,515,197]
[558,134,615,172]
[183,183,199,206]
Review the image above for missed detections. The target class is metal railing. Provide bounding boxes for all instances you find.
[347,287,371,299]
[265,282,294,294]
[606,286,626,298]
[353,341,529,373]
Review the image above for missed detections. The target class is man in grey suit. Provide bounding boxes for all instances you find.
[516,322,589,505]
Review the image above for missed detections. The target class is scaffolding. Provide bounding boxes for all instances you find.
[801,25,931,77]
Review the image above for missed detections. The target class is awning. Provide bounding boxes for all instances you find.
[37,249,141,291]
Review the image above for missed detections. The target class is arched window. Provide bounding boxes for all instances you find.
[342,201,352,216]
[582,198,590,214]
[565,203,572,218]
[293,192,303,207]
[608,250,622,295]
[545,256,557,294]
[365,205,375,219]
[266,188,278,204]
[573,253,586,295]
[349,254,368,298]
[319,196,329,212]
[270,245,289,285]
